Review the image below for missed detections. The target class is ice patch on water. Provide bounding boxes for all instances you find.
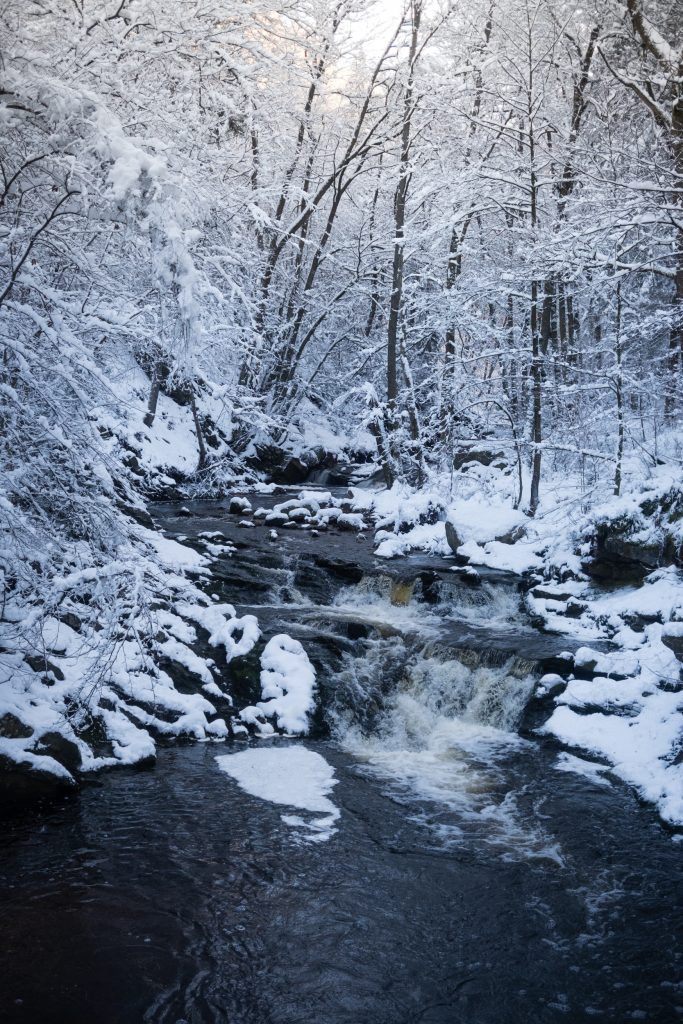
[216,745,340,842]
[554,752,612,787]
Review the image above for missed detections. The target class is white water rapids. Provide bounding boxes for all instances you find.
[326,586,565,864]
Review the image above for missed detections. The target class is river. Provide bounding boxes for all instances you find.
[1,492,682,1023]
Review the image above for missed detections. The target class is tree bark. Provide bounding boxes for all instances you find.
[387,1,422,410]
[613,282,625,495]
[144,375,160,429]
[191,395,208,472]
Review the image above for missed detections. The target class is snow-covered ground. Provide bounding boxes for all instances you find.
[1,360,339,795]
[0,570,318,789]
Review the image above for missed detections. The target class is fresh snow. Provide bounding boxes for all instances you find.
[176,601,260,661]
[446,499,526,546]
[375,522,447,559]
[241,634,317,735]
[544,692,683,825]
[457,538,542,573]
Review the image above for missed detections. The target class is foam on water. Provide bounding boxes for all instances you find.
[441,579,523,627]
[329,579,442,638]
[337,571,522,627]
[330,632,563,864]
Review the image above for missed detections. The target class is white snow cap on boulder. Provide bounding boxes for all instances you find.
[446,499,527,547]
[241,634,317,735]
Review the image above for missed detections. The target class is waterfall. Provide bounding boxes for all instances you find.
[327,632,561,863]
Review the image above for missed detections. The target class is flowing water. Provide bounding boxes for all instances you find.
[1,493,682,1024]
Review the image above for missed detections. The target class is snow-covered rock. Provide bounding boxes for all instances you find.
[240,634,317,736]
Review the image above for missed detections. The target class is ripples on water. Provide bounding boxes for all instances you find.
[2,505,683,1022]
[2,735,682,1024]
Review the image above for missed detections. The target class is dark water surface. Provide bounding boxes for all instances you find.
[2,495,682,1023]
[1,739,682,1024]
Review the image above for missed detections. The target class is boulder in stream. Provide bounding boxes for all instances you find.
[0,713,33,739]
[229,496,252,515]
[0,754,77,808]
[445,520,462,554]
[265,512,288,527]
[247,444,339,485]
[453,446,506,471]
[495,524,526,545]
[34,731,83,774]
[445,521,470,564]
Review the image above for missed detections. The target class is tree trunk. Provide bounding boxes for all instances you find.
[529,279,542,515]
[614,282,625,496]
[191,395,208,472]
[387,1,421,414]
[144,375,161,429]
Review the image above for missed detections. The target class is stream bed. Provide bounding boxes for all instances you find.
[1,493,682,1023]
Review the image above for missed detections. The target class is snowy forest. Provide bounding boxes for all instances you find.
[2,1,683,1021]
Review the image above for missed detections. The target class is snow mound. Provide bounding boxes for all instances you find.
[241,634,317,735]
[446,499,526,546]
[541,623,683,825]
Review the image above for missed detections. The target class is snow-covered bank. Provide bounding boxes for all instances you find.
[0,528,235,793]
[532,578,683,827]
[0,498,325,799]
[1,306,356,801]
